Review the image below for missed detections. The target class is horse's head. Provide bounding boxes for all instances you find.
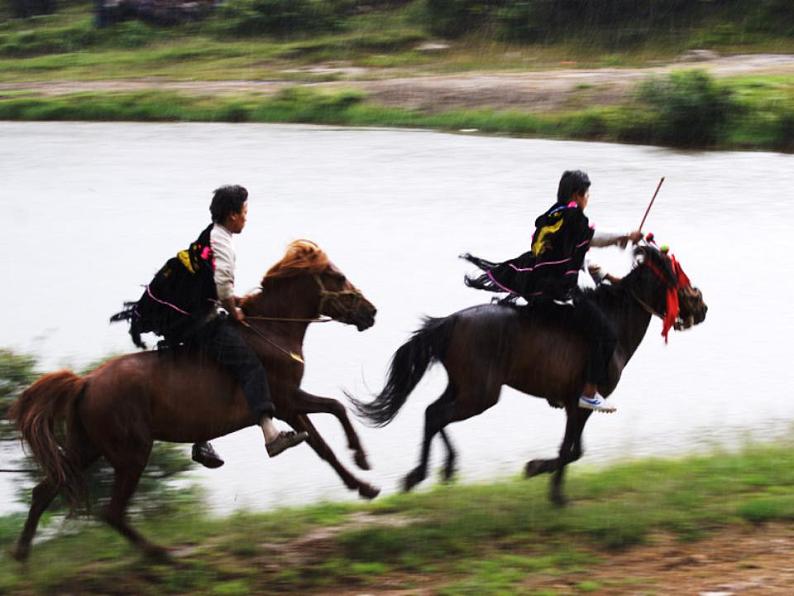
[630,243,707,339]
[254,240,376,331]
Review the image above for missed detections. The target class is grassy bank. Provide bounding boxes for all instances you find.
[2,2,794,75]
[2,79,792,152]
[3,442,794,593]
[2,3,794,150]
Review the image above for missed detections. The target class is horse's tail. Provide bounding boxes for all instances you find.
[8,370,87,503]
[351,316,454,427]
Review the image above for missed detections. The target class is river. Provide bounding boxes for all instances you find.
[1,122,792,515]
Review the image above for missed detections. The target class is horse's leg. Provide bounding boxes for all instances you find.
[525,412,570,478]
[525,404,591,506]
[438,428,457,482]
[292,389,371,471]
[404,391,453,492]
[11,444,100,562]
[549,406,591,506]
[292,414,380,500]
[10,480,60,563]
[404,383,495,492]
[100,441,165,559]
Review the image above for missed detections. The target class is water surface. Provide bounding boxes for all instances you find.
[1,122,791,514]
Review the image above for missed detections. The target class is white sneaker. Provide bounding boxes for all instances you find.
[578,394,616,413]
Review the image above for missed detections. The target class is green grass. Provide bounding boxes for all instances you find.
[1,80,791,151]
[3,443,794,593]
[3,2,794,83]
[1,2,793,151]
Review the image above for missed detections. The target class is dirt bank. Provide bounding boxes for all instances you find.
[2,53,793,112]
[331,524,794,595]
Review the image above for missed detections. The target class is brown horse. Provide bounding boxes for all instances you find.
[9,240,378,561]
[352,244,707,505]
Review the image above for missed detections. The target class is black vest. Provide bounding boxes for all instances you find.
[128,223,217,343]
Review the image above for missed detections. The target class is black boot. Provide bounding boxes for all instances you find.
[192,441,224,468]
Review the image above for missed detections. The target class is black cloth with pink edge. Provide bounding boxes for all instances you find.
[463,200,594,301]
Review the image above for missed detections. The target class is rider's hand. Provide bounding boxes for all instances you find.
[618,230,643,248]
[221,296,245,322]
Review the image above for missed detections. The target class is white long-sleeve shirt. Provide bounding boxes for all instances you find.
[210,223,236,301]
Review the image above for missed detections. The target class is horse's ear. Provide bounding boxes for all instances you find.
[633,246,646,265]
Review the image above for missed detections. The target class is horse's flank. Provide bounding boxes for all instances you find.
[83,351,255,443]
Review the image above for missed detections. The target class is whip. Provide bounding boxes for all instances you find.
[639,177,665,232]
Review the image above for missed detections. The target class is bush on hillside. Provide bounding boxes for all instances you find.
[773,108,794,152]
[0,19,159,56]
[7,0,55,19]
[425,0,794,43]
[215,0,353,36]
[424,0,505,37]
[634,70,740,147]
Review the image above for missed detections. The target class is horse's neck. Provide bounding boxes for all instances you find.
[246,282,318,341]
[256,277,319,317]
[595,283,653,363]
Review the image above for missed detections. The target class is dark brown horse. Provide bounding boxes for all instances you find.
[9,240,378,561]
[352,244,707,505]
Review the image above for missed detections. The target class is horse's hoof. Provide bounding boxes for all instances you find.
[550,492,568,508]
[403,468,425,492]
[525,460,544,478]
[143,544,172,562]
[358,483,381,500]
[9,545,29,562]
[354,450,371,471]
[442,465,457,483]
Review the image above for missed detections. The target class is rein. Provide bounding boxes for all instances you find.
[629,289,664,319]
[241,274,366,363]
[630,253,687,342]
[246,315,332,323]
[241,320,306,364]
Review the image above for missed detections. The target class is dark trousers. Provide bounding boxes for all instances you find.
[533,295,617,387]
[190,318,275,420]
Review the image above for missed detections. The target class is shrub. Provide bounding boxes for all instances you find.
[0,19,161,56]
[215,0,351,36]
[0,349,196,517]
[773,108,794,152]
[635,70,740,147]
[424,0,505,37]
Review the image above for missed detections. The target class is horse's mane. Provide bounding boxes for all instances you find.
[261,240,330,283]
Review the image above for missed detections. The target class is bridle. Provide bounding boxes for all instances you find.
[245,274,366,324]
[313,274,366,319]
[241,273,368,363]
[629,259,674,319]
[628,250,693,342]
